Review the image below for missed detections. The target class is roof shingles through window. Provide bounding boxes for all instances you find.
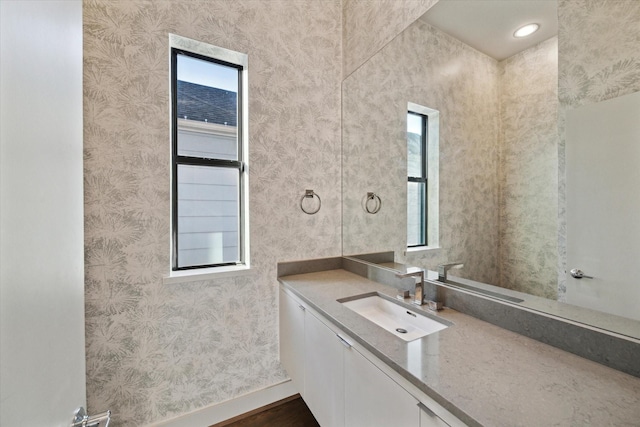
[177,80,237,127]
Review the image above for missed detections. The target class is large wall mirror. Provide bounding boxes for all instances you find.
[342,0,640,339]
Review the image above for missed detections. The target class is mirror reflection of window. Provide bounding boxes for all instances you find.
[407,111,427,247]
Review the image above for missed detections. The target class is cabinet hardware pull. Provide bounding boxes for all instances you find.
[336,334,352,348]
[417,402,450,426]
[298,305,305,311]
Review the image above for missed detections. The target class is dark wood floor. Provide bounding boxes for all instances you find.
[212,394,320,427]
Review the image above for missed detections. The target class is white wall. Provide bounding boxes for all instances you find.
[0,1,86,425]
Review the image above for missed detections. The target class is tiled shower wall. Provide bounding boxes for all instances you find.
[83,1,341,424]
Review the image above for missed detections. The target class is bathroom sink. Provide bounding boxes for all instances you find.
[338,293,448,341]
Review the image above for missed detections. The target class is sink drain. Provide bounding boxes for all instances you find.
[395,328,408,334]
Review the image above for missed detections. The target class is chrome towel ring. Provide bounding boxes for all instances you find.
[300,189,321,215]
[364,192,382,214]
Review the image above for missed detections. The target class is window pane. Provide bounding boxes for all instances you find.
[177,164,240,268]
[176,54,238,160]
[407,113,423,177]
[407,181,425,246]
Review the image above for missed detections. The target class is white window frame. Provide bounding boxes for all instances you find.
[165,34,250,283]
[407,102,439,253]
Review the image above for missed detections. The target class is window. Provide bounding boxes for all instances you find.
[407,111,427,247]
[407,103,439,250]
[170,35,249,271]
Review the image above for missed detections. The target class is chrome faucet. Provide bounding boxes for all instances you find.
[437,262,464,281]
[395,268,424,306]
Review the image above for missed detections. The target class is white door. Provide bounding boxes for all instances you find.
[1,1,87,426]
[565,91,640,321]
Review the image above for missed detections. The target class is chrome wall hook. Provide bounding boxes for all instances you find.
[300,189,321,215]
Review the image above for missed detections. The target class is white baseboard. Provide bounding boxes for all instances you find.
[147,380,297,427]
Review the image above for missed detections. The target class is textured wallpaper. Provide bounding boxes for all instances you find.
[557,0,640,299]
[83,1,341,425]
[342,0,437,78]
[344,0,640,302]
[343,17,562,297]
[498,37,559,299]
[342,19,501,285]
[81,1,640,424]
[558,0,640,108]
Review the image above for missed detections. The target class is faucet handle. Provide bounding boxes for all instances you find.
[394,269,425,306]
[438,262,464,269]
[395,267,424,279]
[395,270,424,286]
[437,262,464,281]
[396,289,411,300]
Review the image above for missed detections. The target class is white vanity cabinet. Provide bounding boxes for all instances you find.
[279,286,465,427]
[304,309,345,427]
[344,341,420,426]
[279,288,306,396]
[280,287,344,425]
[420,403,452,427]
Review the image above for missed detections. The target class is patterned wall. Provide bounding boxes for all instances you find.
[342,19,501,285]
[83,1,341,425]
[557,0,640,299]
[342,0,437,78]
[558,0,640,109]
[343,17,561,297]
[344,0,640,302]
[498,37,559,298]
[82,1,640,424]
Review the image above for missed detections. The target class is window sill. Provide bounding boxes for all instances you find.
[163,264,253,285]
[404,246,441,256]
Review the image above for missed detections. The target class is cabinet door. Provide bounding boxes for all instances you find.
[279,289,306,395]
[345,344,420,427]
[304,311,344,427]
[420,403,451,427]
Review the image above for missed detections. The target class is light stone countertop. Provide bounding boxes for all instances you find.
[279,269,640,427]
[442,273,640,340]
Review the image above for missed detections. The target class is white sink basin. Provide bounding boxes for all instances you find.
[339,294,448,341]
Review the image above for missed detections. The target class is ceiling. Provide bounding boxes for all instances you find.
[420,0,558,61]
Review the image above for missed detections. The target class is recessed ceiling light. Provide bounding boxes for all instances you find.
[514,23,540,38]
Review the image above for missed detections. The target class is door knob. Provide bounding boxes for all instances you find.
[570,268,594,279]
[71,407,111,427]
